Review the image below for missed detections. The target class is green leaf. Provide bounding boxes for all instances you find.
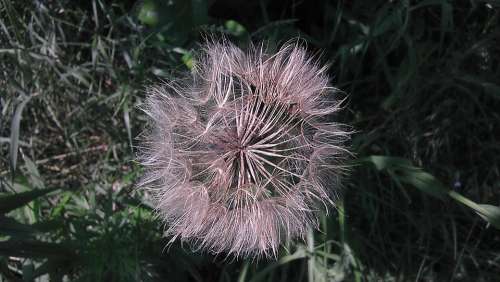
[0,216,64,238]
[448,191,500,229]
[50,192,72,217]
[138,0,159,26]
[0,240,75,259]
[23,155,45,189]
[359,155,449,199]
[395,169,449,200]
[0,216,37,238]
[362,156,500,230]
[476,204,500,229]
[31,219,65,233]
[9,95,32,175]
[249,249,306,282]
[237,261,250,282]
[181,52,194,70]
[360,155,414,171]
[0,187,60,214]
[123,101,133,151]
[137,0,208,43]
[225,20,247,36]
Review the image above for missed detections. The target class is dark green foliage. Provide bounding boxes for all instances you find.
[1,0,499,281]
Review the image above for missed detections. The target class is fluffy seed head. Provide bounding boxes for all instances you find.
[138,39,350,258]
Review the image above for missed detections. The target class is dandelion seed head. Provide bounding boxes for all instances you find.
[138,39,350,258]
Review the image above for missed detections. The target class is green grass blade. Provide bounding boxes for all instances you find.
[0,187,60,214]
[9,95,32,175]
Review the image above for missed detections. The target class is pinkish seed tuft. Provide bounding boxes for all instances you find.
[138,39,351,258]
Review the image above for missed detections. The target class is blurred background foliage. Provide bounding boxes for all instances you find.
[1,0,500,281]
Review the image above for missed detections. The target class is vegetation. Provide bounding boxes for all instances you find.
[1,0,499,281]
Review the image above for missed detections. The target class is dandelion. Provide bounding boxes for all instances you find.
[138,39,350,258]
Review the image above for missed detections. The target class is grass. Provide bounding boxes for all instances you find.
[1,0,500,281]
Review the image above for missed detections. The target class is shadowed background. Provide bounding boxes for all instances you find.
[1,0,499,281]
